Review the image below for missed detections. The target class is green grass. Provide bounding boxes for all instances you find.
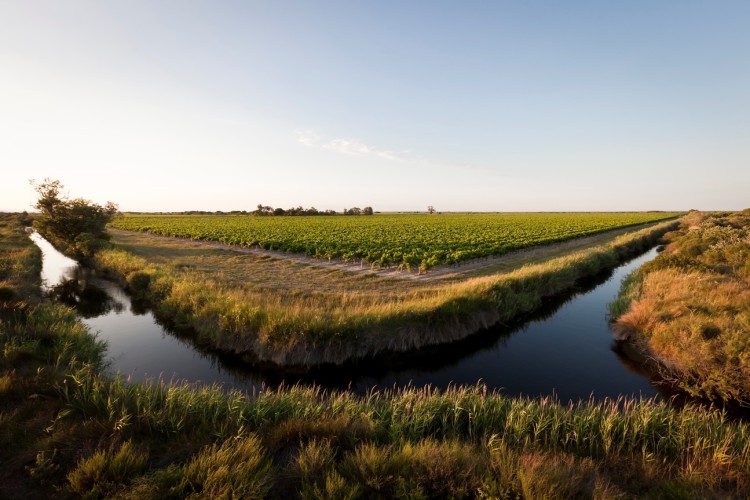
[110,212,681,270]
[612,210,750,404]
[53,377,750,498]
[2,211,750,498]
[0,213,41,306]
[94,220,678,365]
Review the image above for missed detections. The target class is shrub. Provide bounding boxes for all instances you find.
[638,254,711,274]
[126,271,152,298]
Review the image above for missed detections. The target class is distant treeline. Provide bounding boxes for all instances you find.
[254,204,374,216]
[140,205,375,216]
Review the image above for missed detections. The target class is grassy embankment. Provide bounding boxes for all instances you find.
[3,212,750,497]
[611,210,750,405]
[95,220,678,366]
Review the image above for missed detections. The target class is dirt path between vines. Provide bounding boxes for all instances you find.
[108,222,662,282]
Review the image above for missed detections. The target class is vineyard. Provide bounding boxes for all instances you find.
[110,212,681,271]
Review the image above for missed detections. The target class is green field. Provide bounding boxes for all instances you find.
[110,212,680,270]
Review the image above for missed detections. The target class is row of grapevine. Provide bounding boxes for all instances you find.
[109,212,680,270]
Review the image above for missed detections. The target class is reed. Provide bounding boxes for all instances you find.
[55,377,750,497]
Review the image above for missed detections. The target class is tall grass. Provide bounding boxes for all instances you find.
[611,210,750,403]
[67,441,149,498]
[0,213,41,305]
[56,377,750,497]
[60,377,750,473]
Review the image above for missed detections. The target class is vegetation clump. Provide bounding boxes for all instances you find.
[31,178,118,260]
[0,213,41,305]
[253,203,340,216]
[611,210,750,404]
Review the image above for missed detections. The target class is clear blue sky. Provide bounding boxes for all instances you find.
[2,1,748,212]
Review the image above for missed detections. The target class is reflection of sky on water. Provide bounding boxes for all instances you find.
[352,248,662,402]
[29,231,77,290]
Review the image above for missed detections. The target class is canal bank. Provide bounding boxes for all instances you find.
[33,227,667,402]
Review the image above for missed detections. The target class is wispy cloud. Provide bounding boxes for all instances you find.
[293,129,494,178]
[323,138,374,155]
[296,129,320,147]
[296,130,409,162]
[375,150,410,162]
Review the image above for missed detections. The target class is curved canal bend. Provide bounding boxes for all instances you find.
[30,231,665,401]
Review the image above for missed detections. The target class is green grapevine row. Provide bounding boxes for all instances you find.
[109,213,680,270]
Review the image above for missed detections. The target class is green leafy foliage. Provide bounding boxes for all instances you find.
[31,178,118,260]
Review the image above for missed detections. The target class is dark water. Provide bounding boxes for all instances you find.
[30,231,663,401]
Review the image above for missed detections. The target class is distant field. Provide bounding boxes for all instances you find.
[110,212,681,270]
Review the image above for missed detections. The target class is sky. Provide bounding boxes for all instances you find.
[1,1,749,212]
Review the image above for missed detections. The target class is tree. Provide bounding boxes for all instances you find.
[254,204,274,216]
[31,178,118,260]
[363,206,374,215]
[427,205,436,214]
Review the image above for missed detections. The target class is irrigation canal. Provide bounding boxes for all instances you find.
[30,231,666,402]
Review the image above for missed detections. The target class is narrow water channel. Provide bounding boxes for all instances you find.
[30,231,664,401]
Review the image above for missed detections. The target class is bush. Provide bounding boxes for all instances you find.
[637,254,712,274]
[31,178,118,261]
[126,271,152,298]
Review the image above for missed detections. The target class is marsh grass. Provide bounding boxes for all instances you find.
[179,434,274,498]
[67,441,149,498]
[95,221,678,365]
[52,377,750,497]
[0,214,41,307]
[612,211,750,404]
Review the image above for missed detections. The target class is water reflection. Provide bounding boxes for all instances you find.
[47,268,123,318]
[30,230,666,402]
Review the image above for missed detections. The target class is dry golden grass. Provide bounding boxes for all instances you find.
[613,210,750,402]
[619,269,750,400]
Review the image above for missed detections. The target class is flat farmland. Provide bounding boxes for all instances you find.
[110,212,681,270]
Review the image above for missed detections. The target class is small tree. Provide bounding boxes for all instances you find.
[31,178,118,260]
[254,204,274,216]
[363,206,374,215]
[427,205,436,214]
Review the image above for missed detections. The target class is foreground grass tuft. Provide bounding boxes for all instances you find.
[180,434,273,498]
[67,441,149,498]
